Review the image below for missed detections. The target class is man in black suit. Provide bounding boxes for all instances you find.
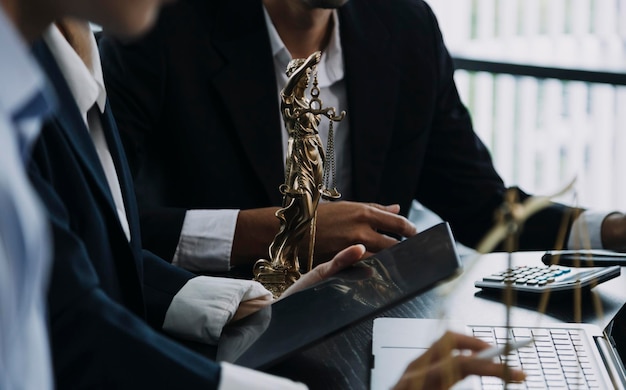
[99,0,626,274]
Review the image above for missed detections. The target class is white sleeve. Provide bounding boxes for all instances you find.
[162,276,271,344]
[567,210,615,249]
[171,209,239,272]
[219,362,308,390]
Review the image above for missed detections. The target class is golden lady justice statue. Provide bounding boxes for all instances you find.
[253,51,346,297]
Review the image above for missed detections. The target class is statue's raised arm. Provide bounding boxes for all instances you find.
[281,51,321,99]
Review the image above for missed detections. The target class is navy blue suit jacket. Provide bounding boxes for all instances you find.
[100,0,580,261]
[29,40,222,389]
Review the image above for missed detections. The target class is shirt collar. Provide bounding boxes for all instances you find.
[262,8,344,88]
[42,24,106,117]
[0,6,51,122]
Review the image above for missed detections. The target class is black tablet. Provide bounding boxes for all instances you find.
[217,222,462,369]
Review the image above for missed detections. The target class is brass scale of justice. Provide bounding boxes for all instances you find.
[253,51,345,298]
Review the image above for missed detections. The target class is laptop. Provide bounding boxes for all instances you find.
[216,222,462,369]
[371,306,626,389]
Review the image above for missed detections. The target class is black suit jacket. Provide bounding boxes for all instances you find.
[100,0,579,261]
[30,41,221,389]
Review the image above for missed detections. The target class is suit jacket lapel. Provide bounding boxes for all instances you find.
[34,41,135,247]
[201,0,285,205]
[340,3,398,201]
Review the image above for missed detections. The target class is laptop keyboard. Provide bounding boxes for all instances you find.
[471,325,600,389]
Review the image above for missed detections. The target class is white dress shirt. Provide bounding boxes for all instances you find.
[265,9,352,197]
[0,7,54,390]
[42,24,305,389]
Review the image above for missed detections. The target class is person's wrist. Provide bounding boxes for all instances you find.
[601,212,626,251]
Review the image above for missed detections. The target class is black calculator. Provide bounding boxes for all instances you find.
[475,264,621,294]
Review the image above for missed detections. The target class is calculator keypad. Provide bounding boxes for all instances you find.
[475,264,621,294]
[485,265,571,287]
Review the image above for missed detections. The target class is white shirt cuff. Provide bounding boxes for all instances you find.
[219,362,308,390]
[172,209,239,272]
[567,210,615,249]
[162,276,271,344]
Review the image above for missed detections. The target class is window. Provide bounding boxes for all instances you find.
[426,0,626,211]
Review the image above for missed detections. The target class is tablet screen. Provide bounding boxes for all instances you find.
[217,222,462,369]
